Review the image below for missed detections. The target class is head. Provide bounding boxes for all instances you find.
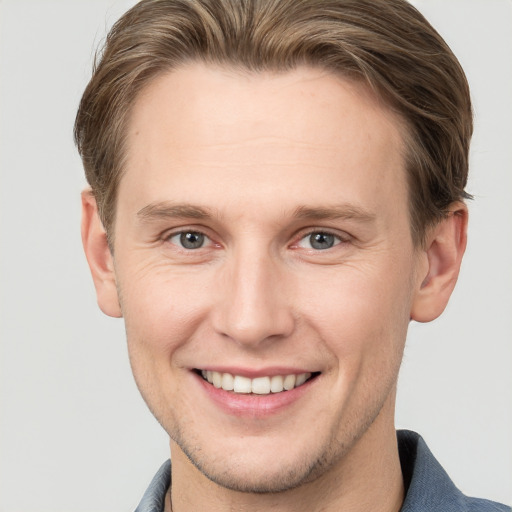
[77,0,471,498]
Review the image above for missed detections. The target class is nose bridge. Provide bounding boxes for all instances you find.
[213,241,293,347]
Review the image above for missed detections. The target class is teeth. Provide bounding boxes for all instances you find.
[201,370,312,395]
[233,375,252,393]
[251,376,271,395]
[221,372,234,391]
[295,373,308,386]
[283,374,296,390]
[212,371,222,388]
[270,375,284,393]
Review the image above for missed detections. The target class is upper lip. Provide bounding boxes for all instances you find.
[193,366,319,378]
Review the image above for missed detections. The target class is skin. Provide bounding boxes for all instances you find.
[82,64,467,512]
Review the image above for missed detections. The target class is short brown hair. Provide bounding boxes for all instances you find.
[74,0,472,246]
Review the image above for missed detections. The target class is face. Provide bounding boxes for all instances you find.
[108,64,427,492]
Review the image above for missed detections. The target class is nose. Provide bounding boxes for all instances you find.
[212,246,295,348]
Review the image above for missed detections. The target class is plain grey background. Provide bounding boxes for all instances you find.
[0,1,511,510]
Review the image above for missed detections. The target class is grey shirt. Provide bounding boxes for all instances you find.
[134,430,510,512]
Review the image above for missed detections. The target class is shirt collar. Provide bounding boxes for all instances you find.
[398,429,464,511]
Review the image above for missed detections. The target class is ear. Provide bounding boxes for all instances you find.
[410,203,468,323]
[81,189,122,318]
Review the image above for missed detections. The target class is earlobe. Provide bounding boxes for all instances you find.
[410,203,468,323]
[81,189,122,318]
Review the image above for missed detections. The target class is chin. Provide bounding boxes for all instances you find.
[184,446,325,493]
[173,429,344,494]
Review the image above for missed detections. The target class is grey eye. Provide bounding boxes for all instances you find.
[177,231,205,249]
[296,231,341,250]
[309,232,335,250]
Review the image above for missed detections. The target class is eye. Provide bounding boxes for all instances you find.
[168,231,208,250]
[298,231,341,250]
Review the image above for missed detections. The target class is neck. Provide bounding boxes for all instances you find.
[167,405,403,512]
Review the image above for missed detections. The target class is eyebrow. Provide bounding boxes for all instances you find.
[137,202,213,222]
[292,205,376,223]
[136,201,376,224]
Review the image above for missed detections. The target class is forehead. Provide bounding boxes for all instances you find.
[119,64,409,227]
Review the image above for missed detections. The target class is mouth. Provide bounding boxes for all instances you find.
[195,369,320,395]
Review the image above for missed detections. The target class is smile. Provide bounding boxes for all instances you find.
[198,370,317,395]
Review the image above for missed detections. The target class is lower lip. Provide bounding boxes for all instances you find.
[194,372,318,417]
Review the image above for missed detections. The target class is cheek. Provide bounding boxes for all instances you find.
[117,266,206,423]
[118,259,211,350]
[297,260,414,363]
[300,264,413,421]
[117,275,207,414]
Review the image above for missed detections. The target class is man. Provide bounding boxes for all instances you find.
[75,0,510,511]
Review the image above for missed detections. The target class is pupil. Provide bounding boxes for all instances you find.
[310,232,334,250]
[180,232,204,249]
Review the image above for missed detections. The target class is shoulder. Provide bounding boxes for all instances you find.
[465,497,511,512]
[397,430,510,512]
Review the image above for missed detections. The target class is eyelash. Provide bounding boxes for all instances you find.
[295,230,346,251]
[163,228,349,252]
[165,230,215,250]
